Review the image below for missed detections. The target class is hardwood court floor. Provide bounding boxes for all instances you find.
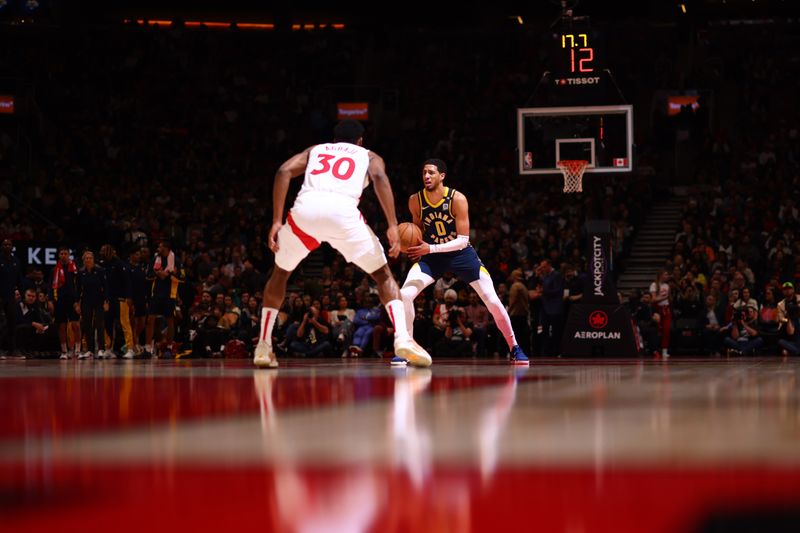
[1,356,799,532]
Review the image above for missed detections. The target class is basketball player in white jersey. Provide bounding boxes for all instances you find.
[253,120,431,368]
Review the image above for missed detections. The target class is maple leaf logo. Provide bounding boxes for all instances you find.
[589,311,608,329]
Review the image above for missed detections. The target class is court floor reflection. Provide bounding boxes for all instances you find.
[1,358,800,532]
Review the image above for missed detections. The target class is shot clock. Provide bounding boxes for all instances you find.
[549,28,605,87]
[560,33,595,74]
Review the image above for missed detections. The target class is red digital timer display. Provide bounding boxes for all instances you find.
[561,33,595,73]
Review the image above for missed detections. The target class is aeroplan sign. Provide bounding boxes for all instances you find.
[561,303,638,357]
[574,331,622,339]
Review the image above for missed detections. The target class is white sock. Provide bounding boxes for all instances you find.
[386,300,411,342]
[61,342,67,352]
[259,307,278,346]
[400,286,417,338]
[73,342,81,353]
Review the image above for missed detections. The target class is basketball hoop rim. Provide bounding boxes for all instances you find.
[556,159,589,173]
[557,159,588,193]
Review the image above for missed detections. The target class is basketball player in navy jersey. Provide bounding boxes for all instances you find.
[394,159,529,365]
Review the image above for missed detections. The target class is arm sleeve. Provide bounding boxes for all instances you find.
[429,235,469,254]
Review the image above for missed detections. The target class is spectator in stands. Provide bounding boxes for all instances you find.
[219,294,241,331]
[723,306,764,356]
[537,260,564,357]
[52,246,81,359]
[629,289,661,357]
[371,306,395,358]
[240,296,261,344]
[349,294,381,356]
[329,295,355,357]
[436,304,473,356]
[563,262,584,309]
[778,301,800,357]
[739,286,759,312]
[724,287,741,322]
[0,238,21,357]
[190,291,214,331]
[76,250,110,359]
[464,291,489,356]
[290,304,332,357]
[411,290,432,351]
[433,271,457,294]
[430,289,459,351]
[36,290,53,325]
[677,283,702,321]
[22,265,46,294]
[700,294,724,356]
[759,288,780,333]
[15,288,57,356]
[778,282,800,324]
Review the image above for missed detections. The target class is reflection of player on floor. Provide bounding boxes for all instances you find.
[254,120,431,368]
[395,159,529,366]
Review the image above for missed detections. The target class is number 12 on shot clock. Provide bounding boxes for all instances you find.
[561,33,594,74]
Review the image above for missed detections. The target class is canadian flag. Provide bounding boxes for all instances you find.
[613,158,628,167]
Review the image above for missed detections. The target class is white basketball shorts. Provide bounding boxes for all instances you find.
[274,192,387,274]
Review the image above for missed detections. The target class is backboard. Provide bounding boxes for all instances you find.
[517,105,633,175]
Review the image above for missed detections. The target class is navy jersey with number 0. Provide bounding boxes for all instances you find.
[418,187,458,245]
[414,186,485,284]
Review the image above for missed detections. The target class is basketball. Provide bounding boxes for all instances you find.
[398,222,422,252]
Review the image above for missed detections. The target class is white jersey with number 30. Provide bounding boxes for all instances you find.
[298,143,371,204]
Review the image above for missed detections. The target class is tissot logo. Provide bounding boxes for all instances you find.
[555,76,601,86]
[589,310,608,329]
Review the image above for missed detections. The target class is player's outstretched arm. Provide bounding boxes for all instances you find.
[368,153,400,258]
[269,147,312,253]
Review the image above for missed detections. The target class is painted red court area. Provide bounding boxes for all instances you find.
[2,462,800,533]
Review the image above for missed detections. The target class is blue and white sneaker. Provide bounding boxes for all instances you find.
[510,345,530,366]
[390,355,407,366]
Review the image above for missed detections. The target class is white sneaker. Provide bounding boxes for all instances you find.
[78,351,93,359]
[394,338,432,368]
[123,349,135,359]
[96,350,107,359]
[59,352,70,360]
[254,342,278,368]
[105,349,118,359]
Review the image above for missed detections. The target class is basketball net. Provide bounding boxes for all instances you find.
[557,160,588,194]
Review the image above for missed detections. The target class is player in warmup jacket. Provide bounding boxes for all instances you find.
[253,119,431,368]
[395,159,529,365]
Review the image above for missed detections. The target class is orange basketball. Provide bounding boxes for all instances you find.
[398,222,422,252]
